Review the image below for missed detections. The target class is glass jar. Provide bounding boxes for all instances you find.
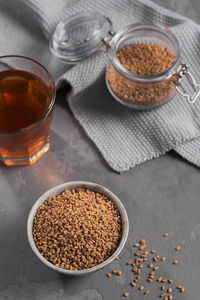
[106,24,179,109]
[50,12,200,110]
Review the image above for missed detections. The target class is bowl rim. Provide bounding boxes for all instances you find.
[27,181,129,275]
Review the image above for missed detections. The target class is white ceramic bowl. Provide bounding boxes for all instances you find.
[27,181,129,275]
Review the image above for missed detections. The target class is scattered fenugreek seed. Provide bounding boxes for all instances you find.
[153,257,158,262]
[132,263,136,267]
[149,277,154,281]
[177,285,182,289]
[135,259,139,264]
[138,264,143,269]
[150,271,155,275]
[143,258,148,262]
[125,237,183,300]
[139,245,147,250]
[140,239,146,245]
[157,277,162,282]
[107,273,112,278]
[160,293,166,297]
[168,279,173,284]
[112,270,117,274]
[133,268,140,274]
[115,256,119,260]
[144,290,150,295]
[131,281,136,287]
[138,258,143,262]
[117,270,122,275]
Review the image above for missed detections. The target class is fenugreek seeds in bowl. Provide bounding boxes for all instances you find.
[27,181,129,275]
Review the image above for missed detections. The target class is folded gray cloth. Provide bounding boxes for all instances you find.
[1,0,200,172]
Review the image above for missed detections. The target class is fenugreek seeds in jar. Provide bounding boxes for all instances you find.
[106,24,180,109]
[50,13,200,110]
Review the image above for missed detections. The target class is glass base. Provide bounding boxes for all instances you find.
[0,143,50,166]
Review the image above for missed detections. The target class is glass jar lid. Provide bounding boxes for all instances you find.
[50,12,113,63]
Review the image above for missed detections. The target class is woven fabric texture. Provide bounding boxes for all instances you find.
[1,0,200,172]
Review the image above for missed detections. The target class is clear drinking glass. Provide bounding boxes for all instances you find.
[0,56,56,166]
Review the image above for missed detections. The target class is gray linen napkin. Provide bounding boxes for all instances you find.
[1,0,200,172]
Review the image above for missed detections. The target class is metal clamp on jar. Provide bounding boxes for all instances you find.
[50,12,200,110]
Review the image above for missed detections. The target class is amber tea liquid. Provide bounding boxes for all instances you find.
[0,69,54,165]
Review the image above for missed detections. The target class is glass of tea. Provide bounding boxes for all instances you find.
[0,56,56,166]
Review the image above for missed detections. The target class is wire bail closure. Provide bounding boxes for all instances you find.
[175,64,200,104]
[102,31,115,50]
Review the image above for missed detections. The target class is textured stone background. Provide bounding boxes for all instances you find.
[1,1,200,300]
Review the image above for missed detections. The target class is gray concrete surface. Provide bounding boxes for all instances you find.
[1,1,200,299]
